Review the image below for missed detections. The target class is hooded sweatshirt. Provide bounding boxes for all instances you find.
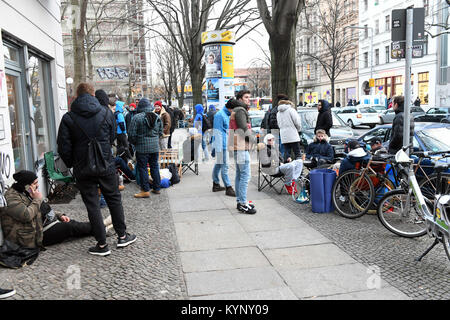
[206,104,217,129]
[115,101,127,134]
[193,104,204,134]
[276,100,302,144]
[339,147,371,175]
[128,98,163,154]
[315,100,333,137]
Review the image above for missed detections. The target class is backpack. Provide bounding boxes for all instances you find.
[168,163,180,185]
[69,111,109,176]
[202,114,211,132]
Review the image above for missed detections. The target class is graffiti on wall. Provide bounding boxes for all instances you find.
[96,67,129,80]
[0,152,11,179]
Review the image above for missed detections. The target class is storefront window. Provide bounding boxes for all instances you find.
[418,72,429,105]
[3,44,18,63]
[394,76,403,96]
[28,55,52,159]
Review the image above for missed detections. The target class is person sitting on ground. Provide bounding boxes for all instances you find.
[258,134,304,195]
[304,129,334,169]
[339,139,371,176]
[0,170,113,248]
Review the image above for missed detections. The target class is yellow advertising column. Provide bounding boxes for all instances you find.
[202,30,236,110]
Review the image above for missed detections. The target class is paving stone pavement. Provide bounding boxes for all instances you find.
[250,164,450,300]
[0,182,187,300]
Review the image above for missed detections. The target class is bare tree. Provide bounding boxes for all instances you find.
[298,0,357,106]
[246,59,271,97]
[425,2,450,38]
[145,0,261,105]
[257,0,304,106]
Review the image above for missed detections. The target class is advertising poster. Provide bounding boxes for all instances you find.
[204,45,222,78]
[221,44,234,78]
[207,78,220,102]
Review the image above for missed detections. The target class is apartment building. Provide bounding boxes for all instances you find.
[296,0,359,106]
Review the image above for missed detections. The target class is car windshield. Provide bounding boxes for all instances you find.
[411,107,423,112]
[359,107,378,113]
[416,127,450,151]
[250,116,263,128]
[298,110,347,129]
[371,105,386,111]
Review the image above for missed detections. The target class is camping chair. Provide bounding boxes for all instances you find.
[257,157,286,194]
[43,151,75,199]
[181,135,201,175]
[159,149,182,178]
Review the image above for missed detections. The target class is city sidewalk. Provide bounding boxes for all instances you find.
[168,160,410,300]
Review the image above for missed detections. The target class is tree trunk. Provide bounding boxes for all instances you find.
[269,28,297,106]
[331,79,335,107]
[87,48,93,81]
[191,65,204,106]
[72,0,88,89]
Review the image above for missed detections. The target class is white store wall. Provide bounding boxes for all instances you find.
[0,0,67,189]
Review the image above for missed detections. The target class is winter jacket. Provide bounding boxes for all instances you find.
[206,105,217,129]
[339,147,371,175]
[388,105,414,154]
[315,100,333,137]
[0,187,43,249]
[164,105,176,134]
[156,106,171,137]
[276,100,302,144]
[115,101,127,134]
[193,104,204,133]
[57,93,116,178]
[128,98,163,154]
[305,139,334,163]
[125,109,137,133]
[212,106,231,151]
[268,105,279,131]
[228,103,254,151]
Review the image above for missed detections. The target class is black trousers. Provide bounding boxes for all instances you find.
[117,133,133,160]
[43,221,92,246]
[76,173,127,246]
[283,142,302,162]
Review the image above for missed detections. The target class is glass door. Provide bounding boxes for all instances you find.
[5,69,32,172]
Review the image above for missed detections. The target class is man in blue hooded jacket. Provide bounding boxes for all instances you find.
[193,104,209,161]
[115,100,132,161]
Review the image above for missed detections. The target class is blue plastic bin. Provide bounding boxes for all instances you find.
[310,168,337,213]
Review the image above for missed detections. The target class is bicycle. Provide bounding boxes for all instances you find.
[376,147,450,261]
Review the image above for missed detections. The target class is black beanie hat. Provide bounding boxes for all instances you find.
[348,140,360,151]
[95,89,109,108]
[13,170,38,187]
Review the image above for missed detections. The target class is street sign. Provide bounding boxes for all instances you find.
[412,44,424,58]
[391,8,425,42]
[391,40,423,59]
[369,79,375,87]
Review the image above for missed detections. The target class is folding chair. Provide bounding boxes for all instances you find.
[159,149,183,178]
[43,151,75,199]
[181,135,201,175]
[257,157,286,194]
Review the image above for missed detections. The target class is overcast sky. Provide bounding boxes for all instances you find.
[233,22,270,69]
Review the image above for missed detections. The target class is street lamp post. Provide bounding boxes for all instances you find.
[345,25,374,94]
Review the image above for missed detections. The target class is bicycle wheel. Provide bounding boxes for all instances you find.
[377,189,427,238]
[292,176,310,203]
[332,170,375,219]
[418,173,450,202]
[442,232,450,261]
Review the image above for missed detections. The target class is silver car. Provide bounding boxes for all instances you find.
[379,106,425,124]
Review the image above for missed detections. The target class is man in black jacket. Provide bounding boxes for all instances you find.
[315,99,333,137]
[57,83,136,257]
[388,95,414,154]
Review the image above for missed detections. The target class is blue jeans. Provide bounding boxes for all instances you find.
[212,150,231,187]
[234,150,251,205]
[136,152,161,192]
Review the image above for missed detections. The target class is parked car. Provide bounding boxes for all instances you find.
[250,113,265,143]
[334,106,380,128]
[357,122,450,155]
[414,106,450,123]
[379,106,425,124]
[297,107,356,156]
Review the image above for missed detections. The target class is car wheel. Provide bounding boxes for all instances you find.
[347,119,355,128]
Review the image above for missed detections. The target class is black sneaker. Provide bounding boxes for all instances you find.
[0,288,16,299]
[237,203,256,214]
[212,182,226,192]
[225,186,236,197]
[88,244,111,256]
[117,233,137,248]
[236,201,255,209]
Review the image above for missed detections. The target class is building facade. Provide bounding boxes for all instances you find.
[358,0,441,109]
[0,0,67,189]
[296,0,359,106]
[61,0,149,102]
